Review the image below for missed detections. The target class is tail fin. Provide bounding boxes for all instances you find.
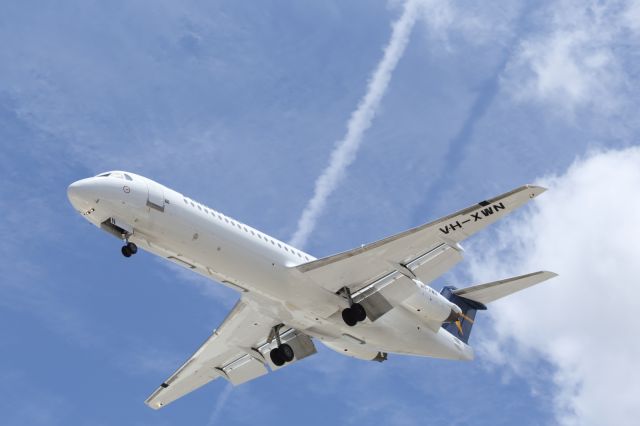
[440,271,557,343]
[440,287,486,344]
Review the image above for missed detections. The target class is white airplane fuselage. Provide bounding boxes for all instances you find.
[68,171,473,362]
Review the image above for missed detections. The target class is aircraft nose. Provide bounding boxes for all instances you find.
[67,178,96,210]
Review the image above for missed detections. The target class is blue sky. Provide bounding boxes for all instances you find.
[1,1,639,424]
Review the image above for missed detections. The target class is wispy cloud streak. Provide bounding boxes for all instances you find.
[289,0,422,248]
[206,383,233,426]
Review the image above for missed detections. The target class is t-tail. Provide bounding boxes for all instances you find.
[440,286,486,343]
[440,271,558,344]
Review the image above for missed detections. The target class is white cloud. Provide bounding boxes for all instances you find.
[417,0,518,49]
[467,146,640,426]
[503,0,638,116]
[623,0,640,34]
[289,0,422,248]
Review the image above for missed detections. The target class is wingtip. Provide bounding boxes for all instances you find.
[144,392,165,410]
[145,399,164,410]
[524,184,547,195]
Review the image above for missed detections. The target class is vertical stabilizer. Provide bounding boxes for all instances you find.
[440,287,486,344]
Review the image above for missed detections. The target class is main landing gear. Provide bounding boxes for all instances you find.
[121,241,138,257]
[340,287,367,326]
[269,324,295,367]
[342,302,367,326]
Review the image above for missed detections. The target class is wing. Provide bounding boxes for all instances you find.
[297,185,545,297]
[145,299,316,409]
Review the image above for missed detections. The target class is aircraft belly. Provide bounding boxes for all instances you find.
[130,212,342,320]
[126,214,472,362]
[124,203,472,362]
[320,308,473,361]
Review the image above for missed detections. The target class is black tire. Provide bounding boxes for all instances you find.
[127,242,138,254]
[352,303,367,322]
[121,245,132,257]
[342,308,358,326]
[280,343,294,362]
[269,347,285,367]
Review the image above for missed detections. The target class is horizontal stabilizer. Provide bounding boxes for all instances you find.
[453,271,557,305]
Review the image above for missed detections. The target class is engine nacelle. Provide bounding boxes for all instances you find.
[404,279,461,323]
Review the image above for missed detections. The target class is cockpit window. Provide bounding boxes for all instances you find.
[96,171,128,179]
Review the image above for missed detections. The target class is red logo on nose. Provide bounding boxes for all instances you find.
[123,186,130,193]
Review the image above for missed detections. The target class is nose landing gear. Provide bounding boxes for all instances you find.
[121,241,138,257]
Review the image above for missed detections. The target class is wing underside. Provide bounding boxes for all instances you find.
[145,300,316,409]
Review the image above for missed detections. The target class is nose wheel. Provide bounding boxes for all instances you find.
[121,242,138,257]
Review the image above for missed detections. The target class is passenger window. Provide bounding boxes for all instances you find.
[277,243,282,248]
[183,199,188,204]
[197,205,201,211]
[190,202,195,207]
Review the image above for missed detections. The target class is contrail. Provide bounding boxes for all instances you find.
[206,383,233,425]
[289,0,422,248]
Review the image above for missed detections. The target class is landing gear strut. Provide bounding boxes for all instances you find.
[268,324,295,367]
[340,287,367,327]
[121,241,138,257]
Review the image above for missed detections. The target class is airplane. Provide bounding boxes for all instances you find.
[67,171,556,409]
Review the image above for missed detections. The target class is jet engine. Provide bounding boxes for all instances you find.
[404,279,463,324]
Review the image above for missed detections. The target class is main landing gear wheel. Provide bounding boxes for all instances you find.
[269,347,286,367]
[269,343,295,366]
[121,242,138,257]
[341,307,358,326]
[352,303,367,322]
[342,302,367,327]
[280,343,294,362]
[268,325,295,366]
